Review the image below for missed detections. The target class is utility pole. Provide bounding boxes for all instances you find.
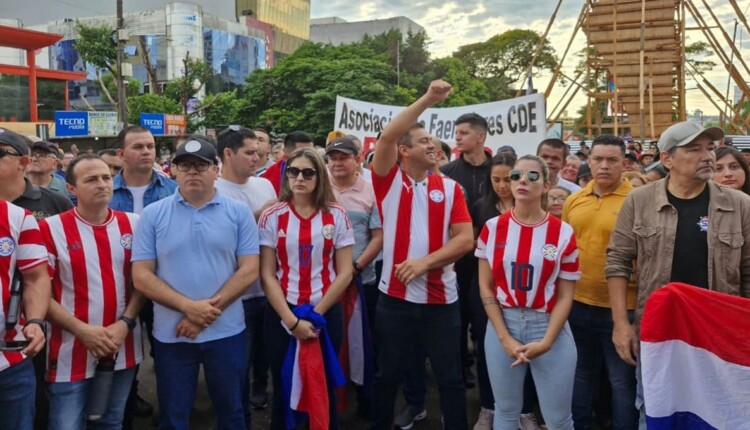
[116,0,127,125]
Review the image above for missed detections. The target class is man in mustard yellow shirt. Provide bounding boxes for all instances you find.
[562,135,638,430]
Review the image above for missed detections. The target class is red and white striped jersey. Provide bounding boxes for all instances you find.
[475,211,580,312]
[259,202,354,305]
[39,209,143,383]
[373,165,471,304]
[0,201,48,372]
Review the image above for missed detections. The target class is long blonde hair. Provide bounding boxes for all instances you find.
[515,154,550,210]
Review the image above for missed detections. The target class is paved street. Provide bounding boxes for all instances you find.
[134,344,482,430]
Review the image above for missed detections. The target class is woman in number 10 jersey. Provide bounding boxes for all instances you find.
[475,154,580,430]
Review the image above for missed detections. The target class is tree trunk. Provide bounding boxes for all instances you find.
[139,37,161,95]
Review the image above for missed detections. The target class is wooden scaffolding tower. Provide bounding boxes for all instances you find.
[583,0,684,141]
[543,0,750,141]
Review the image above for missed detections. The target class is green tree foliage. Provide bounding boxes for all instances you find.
[164,55,213,114]
[126,93,182,125]
[427,58,490,107]
[240,28,559,142]
[453,29,558,99]
[357,29,432,89]
[73,22,121,106]
[73,22,117,74]
[685,40,716,75]
[101,74,141,101]
[241,42,415,144]
[196,90,245,129]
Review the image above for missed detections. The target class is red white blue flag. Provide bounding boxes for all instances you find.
[641,283,750,429]
[337,276,375,410]
[282,304,346,430]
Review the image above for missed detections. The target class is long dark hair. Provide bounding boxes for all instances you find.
[714,146,750,195]
[279,148,337,211]
[477,153,517,214]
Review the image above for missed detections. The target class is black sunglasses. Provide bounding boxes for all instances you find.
[509,170,541,182]
[286,167,317,180]
[0,148,22,158]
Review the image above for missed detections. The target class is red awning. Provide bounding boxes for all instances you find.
[0,24,63,51]
[0,64,87,81]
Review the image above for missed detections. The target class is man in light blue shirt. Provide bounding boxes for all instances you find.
[132,137,259,430]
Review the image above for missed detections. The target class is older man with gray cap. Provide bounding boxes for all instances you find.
[606,121,750,429]
[26,141,68,197]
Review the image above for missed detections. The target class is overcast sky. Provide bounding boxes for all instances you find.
[4,0,748,118]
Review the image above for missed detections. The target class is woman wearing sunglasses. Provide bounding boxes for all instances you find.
[476,155,580,430]
[258,148,354,429]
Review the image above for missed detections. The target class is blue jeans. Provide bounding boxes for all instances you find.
[48,366,136,430]
[485,308,576,430]
[0,358,36,430]
[369,293,467,430]
[469,272,495,410]
[264,303,343,430]
[153,331,247,430]
[635,359,646,430]
[242,297,270,428]
[568,301,638,430]
[402,354,426,407]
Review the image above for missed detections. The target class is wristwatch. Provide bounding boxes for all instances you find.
[119,316,136,331]
[24,319,47,337]
[353,261,363,274]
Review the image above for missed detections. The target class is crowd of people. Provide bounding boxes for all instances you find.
[1,78,750,430]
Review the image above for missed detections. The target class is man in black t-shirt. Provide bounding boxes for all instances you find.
[607,121,750,430]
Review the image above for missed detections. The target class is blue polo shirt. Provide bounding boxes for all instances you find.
[110,170,177,213]
[131,189,259,343]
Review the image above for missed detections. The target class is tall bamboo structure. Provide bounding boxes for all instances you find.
[582,0,683,141]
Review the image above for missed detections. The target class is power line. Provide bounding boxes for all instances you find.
[51,0,110,16]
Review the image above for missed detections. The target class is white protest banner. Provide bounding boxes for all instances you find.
[334,93,547,156]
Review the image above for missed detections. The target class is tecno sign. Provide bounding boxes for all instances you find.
[142,119,163,127]
[58,118,86,128]
[54,111,90,137]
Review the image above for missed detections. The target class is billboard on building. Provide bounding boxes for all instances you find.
[140,113,186,136]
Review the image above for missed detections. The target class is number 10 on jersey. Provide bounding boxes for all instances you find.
[510,262,534,292]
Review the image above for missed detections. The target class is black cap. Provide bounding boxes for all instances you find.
[496,145,516,156]
[32,141,61,158]
[0,128,29,156]
[325,137,358,156]
[624,152,638,162]
[173,138,218,165]
[577,163,591,179]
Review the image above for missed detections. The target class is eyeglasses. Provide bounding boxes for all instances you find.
[548,196,568,203]
[0,148,21,158]
[286,167,317,180]
[174,161,211,172]
[30,152,57,160]
[509,170,541,182]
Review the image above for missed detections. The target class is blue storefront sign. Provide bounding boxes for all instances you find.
[140,113,165,135]
[54,111,89,137]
